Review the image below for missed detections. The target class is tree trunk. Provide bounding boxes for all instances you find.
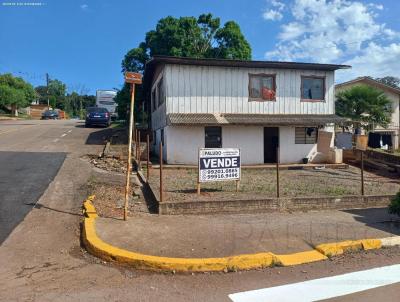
[11,104,18,117]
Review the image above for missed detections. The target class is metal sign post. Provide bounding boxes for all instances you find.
[355,134,368,197]
[123,72,142,221]
[146,134,150,181]
[159,143,164,203]
[276,146,280,198]
[361,151,364,196]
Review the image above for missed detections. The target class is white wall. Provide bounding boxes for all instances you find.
[164,125,335,165]
[164,64,335,115]
[279,127,317,163]
[165,126,204,164]
[222,126,263,165]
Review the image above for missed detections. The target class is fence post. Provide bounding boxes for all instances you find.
[361,150,364,196]
[159,143,163,203]
[138,131,141,170]
[276,146,280,198]
[146,134,150,181]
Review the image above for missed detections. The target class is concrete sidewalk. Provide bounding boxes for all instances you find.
[95,208,400,258]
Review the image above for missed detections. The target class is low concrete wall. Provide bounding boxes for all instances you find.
[366,150,400,165]
[159,195,394,215]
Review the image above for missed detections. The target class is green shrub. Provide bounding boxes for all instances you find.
[388,191,400,216]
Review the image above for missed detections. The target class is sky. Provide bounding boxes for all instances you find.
[0,0,399,95]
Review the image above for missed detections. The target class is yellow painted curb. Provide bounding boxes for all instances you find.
[81,196,384,272]
[315,238,382,257]
[275,250,328,266]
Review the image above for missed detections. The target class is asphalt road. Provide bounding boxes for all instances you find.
[0,119,399,302]
[0,150,65,243]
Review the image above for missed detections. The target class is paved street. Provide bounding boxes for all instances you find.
[1,119,400,302]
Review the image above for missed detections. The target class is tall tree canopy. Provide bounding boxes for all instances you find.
[121,13,251,73]
[336,84,393,130]
[119,13,251,123]
[0,73,36,115]
[374,76,400,89]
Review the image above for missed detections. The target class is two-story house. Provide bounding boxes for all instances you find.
[144,56,349,165]
[336,77,400,149]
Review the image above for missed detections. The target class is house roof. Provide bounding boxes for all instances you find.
[145,55,351,73]
[336,77,400,95]
[167,113,347,126]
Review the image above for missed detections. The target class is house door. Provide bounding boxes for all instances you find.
[264,127,279,163]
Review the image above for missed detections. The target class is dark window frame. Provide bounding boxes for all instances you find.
[157,77,165,107]
[151,89,156,112]
[248,73,277,102]
[295,127,318,144]
[300,76,326,102]
[205,126,222,148]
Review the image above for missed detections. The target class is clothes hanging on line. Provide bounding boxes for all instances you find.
[368,132,381,148]
[381,134,392,147]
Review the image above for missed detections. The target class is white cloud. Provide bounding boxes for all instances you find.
[263,9,283,21]
[270,0,285,10]
[262,0,285,21]
[337,42,400,81]
[80,4,88,10]
[264,0,400,80]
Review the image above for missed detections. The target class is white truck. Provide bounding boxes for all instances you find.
[96,90,118,120]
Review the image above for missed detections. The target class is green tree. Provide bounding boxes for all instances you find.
[374,76,400,89]
[0,73,36,116]
[119,13,251,124]
[35,78,67,109]
[336,84,393,130]
[122,13,251,74]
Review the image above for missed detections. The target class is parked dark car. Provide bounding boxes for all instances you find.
[85,107,111,127]
[41,110,59,120]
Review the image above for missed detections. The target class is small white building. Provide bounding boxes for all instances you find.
[336,77,400,149]
[144,56,349,165]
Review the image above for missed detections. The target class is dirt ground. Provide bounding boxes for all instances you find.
[86,172,151,218]
[148,166,400,202]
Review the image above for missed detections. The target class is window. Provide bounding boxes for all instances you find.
[301,76,325,101]
[205,126,222,148]
[151,77,165,111]
[295,127,318,144]
[151,89,156,112]
[158,78,165,106]
[249,74,276,101]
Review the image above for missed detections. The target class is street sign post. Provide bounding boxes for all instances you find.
[197,148,241,194]
[123,72,142,221]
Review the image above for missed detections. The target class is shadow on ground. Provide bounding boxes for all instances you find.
[343,207,400,236]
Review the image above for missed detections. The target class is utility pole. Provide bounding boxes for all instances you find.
[46,73,50,110]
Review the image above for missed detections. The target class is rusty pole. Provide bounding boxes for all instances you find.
[361,151,364,196]
[276,146,280,198]
[159,143,163,202]
[124,83,135,221]
[146,134,150,181]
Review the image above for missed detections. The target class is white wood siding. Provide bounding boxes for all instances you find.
[164,64,335,115]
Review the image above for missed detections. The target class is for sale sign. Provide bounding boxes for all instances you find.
[198,148,240,183]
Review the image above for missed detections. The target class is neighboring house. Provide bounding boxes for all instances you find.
[336,77,400,149]
[144,56,349,165]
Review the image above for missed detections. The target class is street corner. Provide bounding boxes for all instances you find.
[80,196,400,273]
